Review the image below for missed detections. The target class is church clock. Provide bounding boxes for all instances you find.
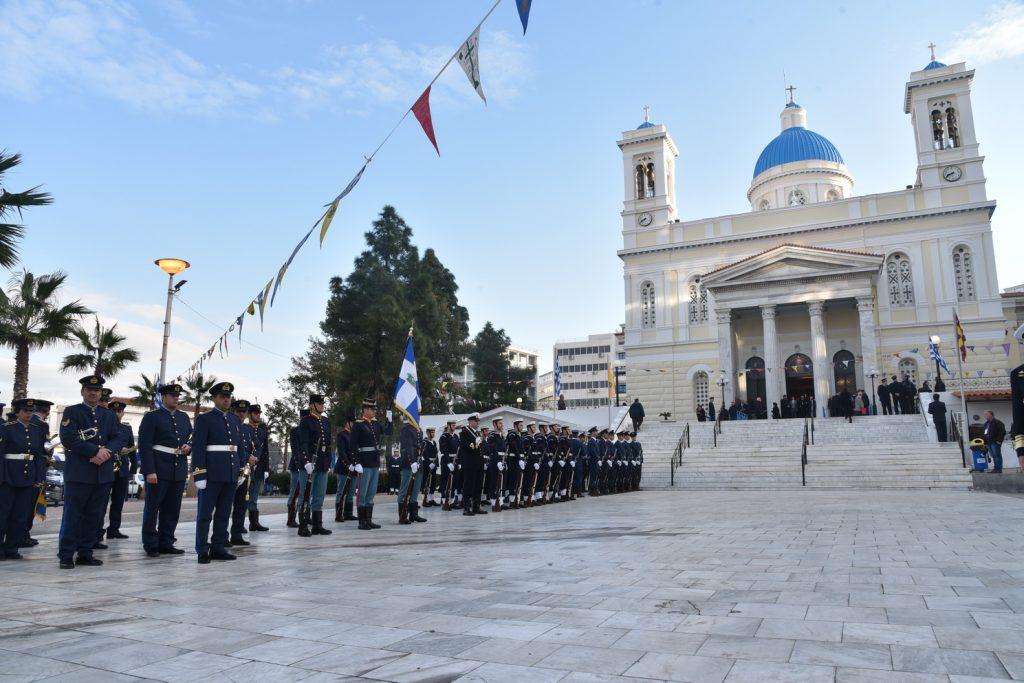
[942,165,962,182]
[637,212,653,227]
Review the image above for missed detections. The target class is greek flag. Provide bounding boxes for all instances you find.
[929,342,950,374]
[554,357,562,401]
[393,333,420,428]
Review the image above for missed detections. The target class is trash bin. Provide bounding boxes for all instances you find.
[970,438,988,472]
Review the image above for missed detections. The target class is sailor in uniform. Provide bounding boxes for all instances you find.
[438,420,458,510]
[58,375,126,568]
[459,413,485,516]
[506,420,524,509]
[138,382,192,557]
[192,382,240,564]
[0,398,48,560]
[420,427,439,508]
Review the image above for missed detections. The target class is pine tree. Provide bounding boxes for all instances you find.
[465,322,534,411]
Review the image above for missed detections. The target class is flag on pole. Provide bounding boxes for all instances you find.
[929,341,950,374]
[393,331,421,429]
[954,313,967,362]
[34,489,46,521]
[516,0,533,34]
[411,86,440,155]
[456,27,486,103]
[554,356,562,402]
[607,362,615,399]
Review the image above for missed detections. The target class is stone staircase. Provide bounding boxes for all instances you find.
[637,415,971,490]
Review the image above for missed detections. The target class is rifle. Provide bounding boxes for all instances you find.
[493,447,505,513]
[298,422,322,534]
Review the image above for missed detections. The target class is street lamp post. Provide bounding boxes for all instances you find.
[716,375,729,408]
[155,258,190,386]
[930,335,947,392]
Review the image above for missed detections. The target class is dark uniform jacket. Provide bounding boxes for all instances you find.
[59,403,126,485]
[439,431,458,460]
[1,419,48,487]
[252,423,270,477]
[299,414,332,472]
[421,436,438,467]
[191,407,240,484]
[458,426,482,465]
[114,423,135,478]
[334,428,353,475]
[288,425,301,472]
[138,407,193,482]
[399,424,421,469]
[352,418,392,468]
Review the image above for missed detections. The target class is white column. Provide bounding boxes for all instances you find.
[808,300,830,418]
[857,296,879,397]
[761,304,781,418]
[715,308,735,406]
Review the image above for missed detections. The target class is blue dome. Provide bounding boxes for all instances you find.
[923,60,947,70]
[637,121,655,129]
[753,126,844,178]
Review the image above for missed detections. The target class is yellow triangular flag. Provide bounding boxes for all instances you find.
[319,199,339,247]
[247,300,256,315]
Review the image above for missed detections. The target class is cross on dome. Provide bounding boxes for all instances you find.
[928,42,937,61]
[642,105,650,123]
[785,85,797,104]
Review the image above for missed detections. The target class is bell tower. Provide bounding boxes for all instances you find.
[617,107,678,248]
[904,45,986,207]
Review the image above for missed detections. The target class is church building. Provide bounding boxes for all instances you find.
[618,53,1020,420]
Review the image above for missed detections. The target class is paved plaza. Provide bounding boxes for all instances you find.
[3,489,1024,682]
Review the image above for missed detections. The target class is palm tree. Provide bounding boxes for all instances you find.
[60,317,140,379]
[0,270,90,399]
[0,152,52,268]
[129,373,158,408]
[183,372,218,418]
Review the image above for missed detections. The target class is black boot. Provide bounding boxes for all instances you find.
[297,511,312,537]
[410,503,427,523]
[229,532,250,546]
[249,510,269,532]
[367,504,381,529]
[335,502,344,523]
[358,506,371,530]
[399,503,411,525]
[344,500,356,520]
[312,511,332,535]
[286,502,298,528]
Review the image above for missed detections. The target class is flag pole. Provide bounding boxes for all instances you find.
[953,314,967,418]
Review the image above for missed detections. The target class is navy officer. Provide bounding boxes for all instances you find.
[138,382,192,557]
[192,381,240,564]
[58,375,127,569]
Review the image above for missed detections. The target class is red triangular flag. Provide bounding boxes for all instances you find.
[411,86,439,155]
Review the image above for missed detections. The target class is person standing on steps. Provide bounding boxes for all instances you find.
[629,398,645,432]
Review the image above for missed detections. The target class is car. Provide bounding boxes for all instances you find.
[127,473,145,498]
[45,469,64,507]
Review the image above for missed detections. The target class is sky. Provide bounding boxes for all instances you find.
[2,0,1023,406]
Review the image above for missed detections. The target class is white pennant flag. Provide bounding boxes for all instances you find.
[456,27,486,104]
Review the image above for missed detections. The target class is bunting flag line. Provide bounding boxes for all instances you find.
[457,27,486,103]
[236,315,244,344]
[174,0,532,379]
[516,0,532,34]
[411,86,440,155]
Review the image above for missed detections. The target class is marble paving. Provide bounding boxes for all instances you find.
[3,489,1024,682]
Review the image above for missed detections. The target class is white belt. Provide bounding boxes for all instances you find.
[4,453,33,461]
[496,451,508,456]
[153,445,182,454]
[207,445,237,452]
[358,447,377,453]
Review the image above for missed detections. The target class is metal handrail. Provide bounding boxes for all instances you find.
[950,412,967,468]
[801,419,809,487]
[669,422,690,487]
[915,394,930,428]
[713,411,722,448]
[809,414,815,445]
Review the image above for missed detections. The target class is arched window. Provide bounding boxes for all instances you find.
[788,189,807,206]
[693,371,709,410]
[931,109,945,150]
[634,165,645,200]
[826,188,841,201]
[953,245,975,302]
[898,358,918,385]
[688,280,708,323]
[640,281,656,329]
[929,100,960,150]
[833,350,856,393]
[645,162,656,198]
[945,106,960,148]
[758,198,770,211]
[886,253,915,307]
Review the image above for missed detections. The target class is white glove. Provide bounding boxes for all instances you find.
[497,462,505,471]
[558,460,565,467]
[458,464,462,470]
[519,460,526,470]
[195,479,207,490]
[264,471,269,479]
[547,460,553,467]
[411,462,419,473]
[447,463,455,472]
[429,462,436,470]
[598,461,604,467]
[304,462,314,474]
[533,463,540,470]
[386,410,393,420]
[355,464,364,474]
[570,461,576,468]
[348,464,355,472]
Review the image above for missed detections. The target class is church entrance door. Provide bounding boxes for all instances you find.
[784,353,814,400]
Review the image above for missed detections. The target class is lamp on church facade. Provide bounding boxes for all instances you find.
[716,375,729,407]
[867,367,878,415]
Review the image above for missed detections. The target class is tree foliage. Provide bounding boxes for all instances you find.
[457,322,535,412]
[129,373,158,408]
[0,151,52,269]
[60,317,140,379]
[183,372,219,418]
[290,206,469,419]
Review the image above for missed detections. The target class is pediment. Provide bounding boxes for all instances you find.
[701,244,883,289]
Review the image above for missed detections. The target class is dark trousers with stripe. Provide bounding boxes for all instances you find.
[0,484,34,555]
[230,479,248,537]
[195,481,233,554]
[59,481,110,562]
[141,479,185,551]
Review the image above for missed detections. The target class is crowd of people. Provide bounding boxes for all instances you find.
[0,377,642,567]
